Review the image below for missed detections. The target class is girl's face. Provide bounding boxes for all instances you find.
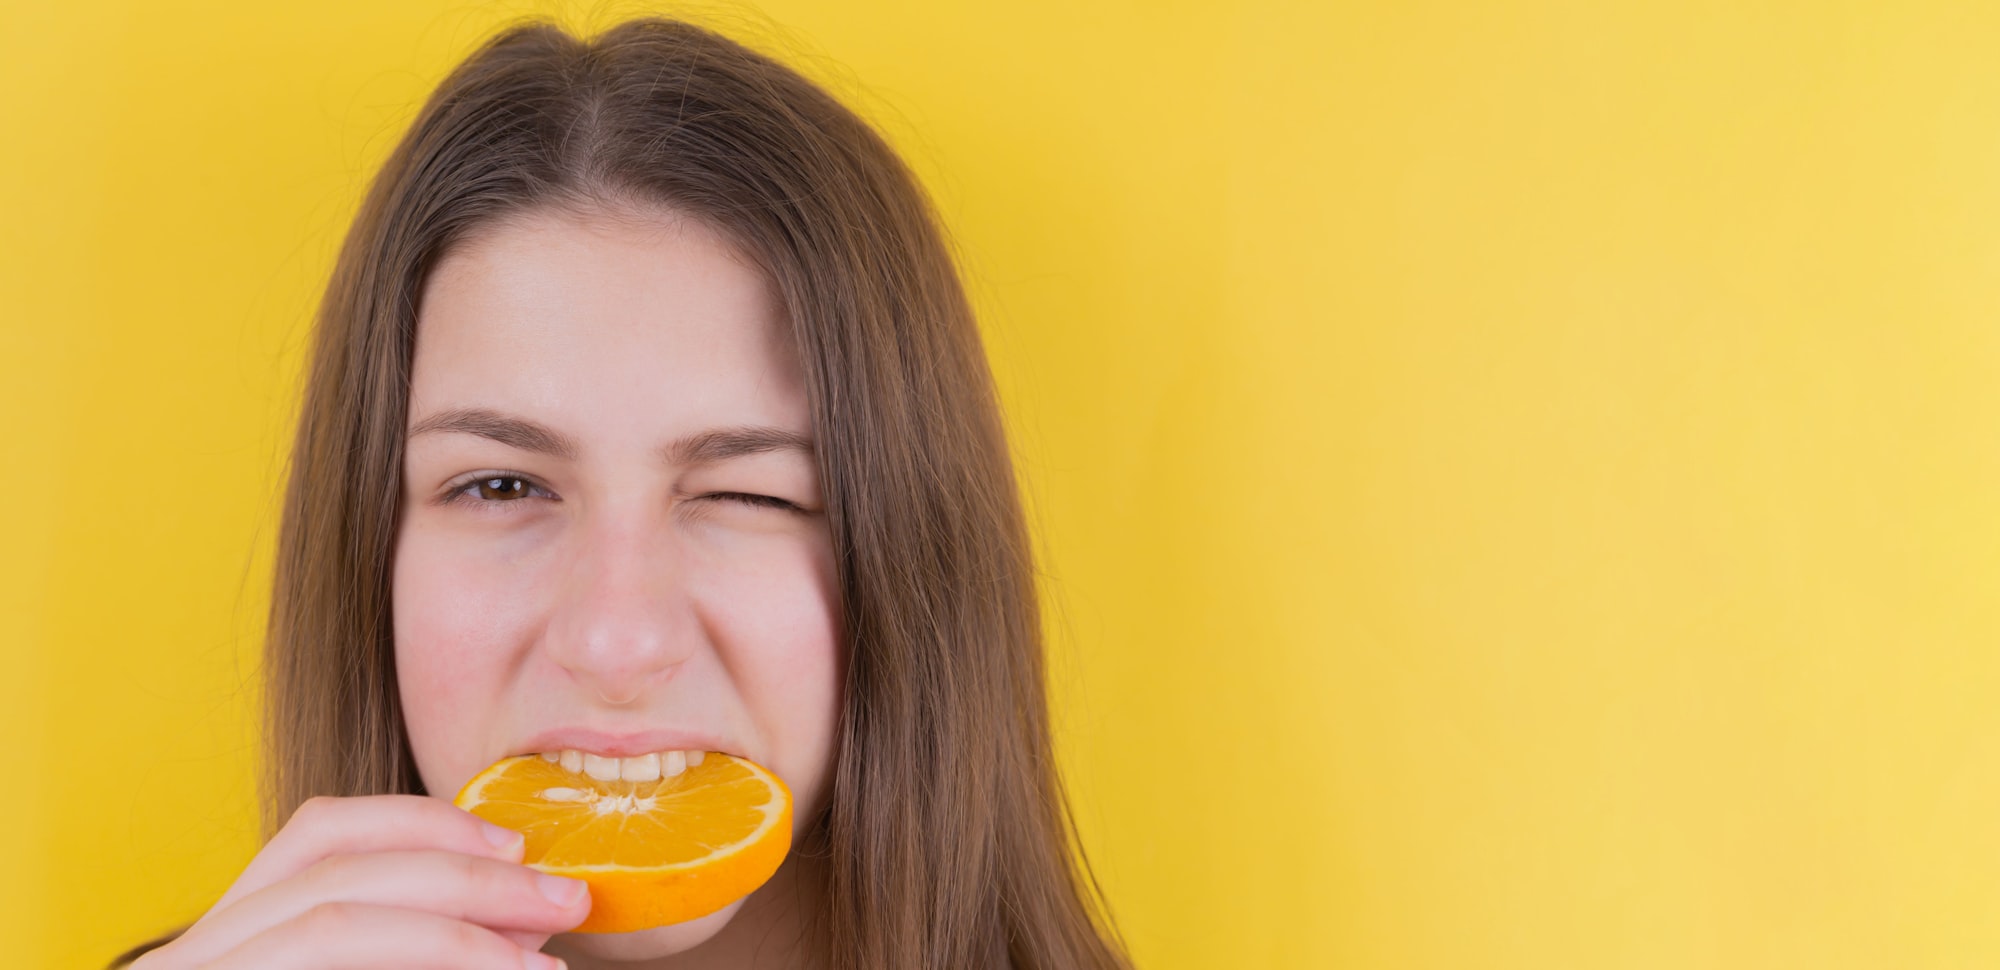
[392,205,842,957]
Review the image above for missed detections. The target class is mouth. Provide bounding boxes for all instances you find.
[510,728,748,784]
[532,748,713,783]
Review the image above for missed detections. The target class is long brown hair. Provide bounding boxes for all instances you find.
[112,16,1128,970]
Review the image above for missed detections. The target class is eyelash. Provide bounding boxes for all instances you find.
[438,474,801,512]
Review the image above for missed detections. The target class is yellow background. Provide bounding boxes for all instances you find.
[7,1,1999,967]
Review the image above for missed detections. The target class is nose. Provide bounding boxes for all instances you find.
[541,510,701,706]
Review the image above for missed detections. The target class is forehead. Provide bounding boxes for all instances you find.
[409,206,808,446]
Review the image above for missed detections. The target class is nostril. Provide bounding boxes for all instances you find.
[592,675,650,707]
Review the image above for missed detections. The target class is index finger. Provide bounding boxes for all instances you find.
[204,795,524,918]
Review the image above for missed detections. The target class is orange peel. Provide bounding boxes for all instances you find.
[453,752,792,933]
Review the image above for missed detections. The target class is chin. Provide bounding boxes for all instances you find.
[551,898,748,961]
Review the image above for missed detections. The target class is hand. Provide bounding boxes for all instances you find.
[132,794,588,969]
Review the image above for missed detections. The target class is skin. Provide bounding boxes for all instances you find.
[393,204,843,967]
[136,206,842,970]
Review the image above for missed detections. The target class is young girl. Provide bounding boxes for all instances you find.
[116,17,1130,970]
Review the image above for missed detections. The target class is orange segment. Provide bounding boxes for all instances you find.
[453,753,792,933]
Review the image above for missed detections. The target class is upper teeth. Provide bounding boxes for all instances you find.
[539,749,709,782]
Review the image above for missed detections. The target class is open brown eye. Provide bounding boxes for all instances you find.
[438,472,553,509]
[475,476,531,500]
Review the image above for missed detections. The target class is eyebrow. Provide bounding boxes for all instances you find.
[407,407,814,466]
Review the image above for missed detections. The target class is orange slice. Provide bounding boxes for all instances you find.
[452,753,792,933]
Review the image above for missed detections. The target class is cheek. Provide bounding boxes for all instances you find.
[689,527,844,816]
[391,525,551,790]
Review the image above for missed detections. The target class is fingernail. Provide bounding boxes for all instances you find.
[522,951,566,970]
[482,823,525,854]
[536,873,588,907]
